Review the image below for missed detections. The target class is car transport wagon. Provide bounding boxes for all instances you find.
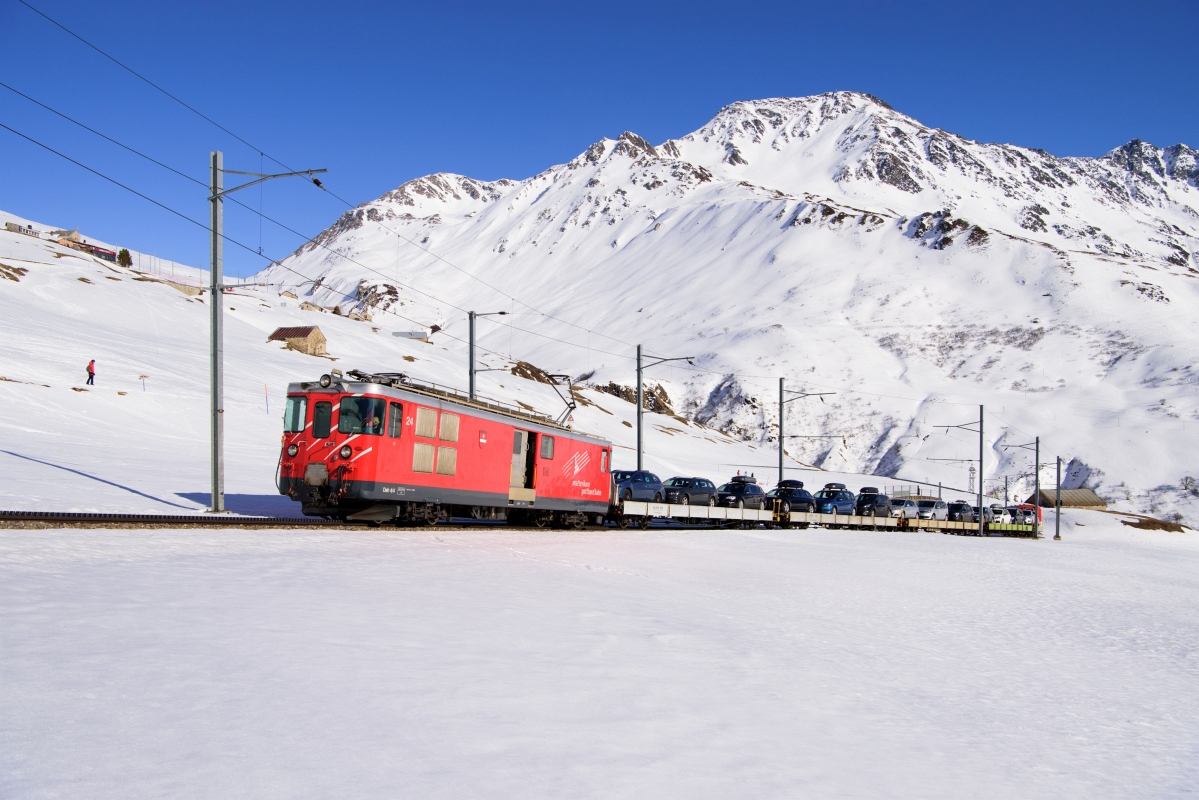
[277,370,613,527]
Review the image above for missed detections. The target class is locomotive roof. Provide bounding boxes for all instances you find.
[287,371,610,446]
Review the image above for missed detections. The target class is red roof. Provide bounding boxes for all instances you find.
[268,326,321,341]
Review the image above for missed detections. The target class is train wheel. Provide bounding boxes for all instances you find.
[616,515,630,530]
[534,512,552,529]
[638,516,651,530]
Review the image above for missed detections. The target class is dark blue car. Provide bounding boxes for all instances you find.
[812,483,856,514]
[612,470,664,502]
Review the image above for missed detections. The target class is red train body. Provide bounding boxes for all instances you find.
[277,371,614,526]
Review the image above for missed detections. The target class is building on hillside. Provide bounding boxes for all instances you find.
[299,301,324,312]
[4,222,39,238]
[280,290,298,299]
[84,244,117,262]
[268,325,327,356]
[48,229,82,242]
[393,330,430,343]
[1026,488,1107,509]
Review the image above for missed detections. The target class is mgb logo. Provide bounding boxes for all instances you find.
[561,451,590,477]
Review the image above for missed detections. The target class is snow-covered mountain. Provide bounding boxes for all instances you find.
[264,91,1199,523]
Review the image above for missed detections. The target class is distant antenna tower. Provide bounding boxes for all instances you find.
[968,464,977,493]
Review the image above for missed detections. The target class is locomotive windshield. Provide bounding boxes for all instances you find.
[283,396,306,433]
[339,397,387,435]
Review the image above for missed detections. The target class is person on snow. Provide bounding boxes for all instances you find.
[86,359,95,386]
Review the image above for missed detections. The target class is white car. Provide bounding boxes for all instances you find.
[990,506,1012,524]
[889,498,919,518]
[916,499,948,520]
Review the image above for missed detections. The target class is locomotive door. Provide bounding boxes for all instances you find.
[510,430,537,502]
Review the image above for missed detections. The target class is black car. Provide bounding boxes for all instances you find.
[612,470,665,502]
[946,501,973,522]
[716,476,766,509]
[765,486,815,513]
[663,477,718,506]
[855,491,892,516]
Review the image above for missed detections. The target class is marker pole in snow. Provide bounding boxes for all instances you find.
[1035,436,1041,538]
[778,378,784,484]
[207,153,326,514]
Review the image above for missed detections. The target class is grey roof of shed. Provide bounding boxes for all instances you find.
[1026,488,1107,508]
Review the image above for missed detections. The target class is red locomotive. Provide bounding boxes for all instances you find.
[277,370,614,527]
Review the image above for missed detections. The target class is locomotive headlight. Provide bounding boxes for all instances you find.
[287,444,298,457]
[340,445,352,459]
[318,374,332,388]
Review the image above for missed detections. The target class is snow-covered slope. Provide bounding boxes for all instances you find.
[0,221,836,514]
[262,92,1199,524]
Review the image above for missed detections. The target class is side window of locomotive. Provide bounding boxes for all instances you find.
[339,397,386,435]
[415,407,438,438]
[388,403,404,438]
[439,412,460,443]
[283,396,307,433]
[601,450,609,473]
[540,435,554,459]
[312,401,332,438]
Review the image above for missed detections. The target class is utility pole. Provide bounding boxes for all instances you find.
[467,310,507,401]
[635,346,693,471]
[207,152,326,513]
[1055,455,1062,540]
[636,345,643,470]
[1035,436,1040,538]
[777,378,834,484]
[209,151,223,514]
[978,405,985,536]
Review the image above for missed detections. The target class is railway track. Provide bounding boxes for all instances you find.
[0,510,362,528]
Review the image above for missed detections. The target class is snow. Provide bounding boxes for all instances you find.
[3,511,1197,797]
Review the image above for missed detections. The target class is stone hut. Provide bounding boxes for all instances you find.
[268,325,327,356]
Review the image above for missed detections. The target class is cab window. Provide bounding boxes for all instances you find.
[339,397,386,435]
[388,403,404,438]
[313,401,332,438]
[601,450,609,472]
[283,396,307,433]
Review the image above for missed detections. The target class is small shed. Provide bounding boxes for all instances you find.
[268,325,327,356]
[1026,488,1107,509]
[392,330,430,343]
[299,301,323,312]
[280,290,298,300]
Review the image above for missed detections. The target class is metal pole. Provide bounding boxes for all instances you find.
[209,150,225,513]
[978,405,984,536]
[636,345,643,471]
[1004,476,1009,505]
[1055,456,1062,540]
[938,481,941,499]
[468,311,476,401]
[778,377,784,485]
[1034,436,1040,538]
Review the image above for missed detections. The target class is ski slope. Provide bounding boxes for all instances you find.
[2,512,1197,798]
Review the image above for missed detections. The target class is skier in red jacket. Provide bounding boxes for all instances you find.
[86,359,95,385]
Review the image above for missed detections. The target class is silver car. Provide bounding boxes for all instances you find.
[889,498,919,518]
[990,505,1012,524]
[916,499,948,520]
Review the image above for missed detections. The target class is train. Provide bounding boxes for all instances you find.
[277,369,614,527]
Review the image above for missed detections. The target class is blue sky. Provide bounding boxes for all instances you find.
[2,0,1195,277]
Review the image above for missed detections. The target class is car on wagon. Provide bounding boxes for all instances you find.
[916,499,949,520]
[716,475,766,509]
[946,501,974,522]
[855,490,892,517]
[813,483,856,515]
[764,485,815,513]
[612,470,664,502]
[889,498,919,519]
[663,477,718,506]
